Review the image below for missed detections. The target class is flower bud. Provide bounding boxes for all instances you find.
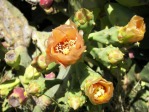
[108,48,124,64]
[118,15,146,43]
[81,74,114,105]
[8,87,27,107]
[37,95,51,110]
[23,65,41,84]
[37,53,48,69]
[45,72,55,79]
[26,78,46,96]
[0,78,20,98]
[73,8,95,33]
[66,91,86,110]
[4,50,20,69]
[90,45,124,67]
[32,53,48,70]
[39,0,53,9]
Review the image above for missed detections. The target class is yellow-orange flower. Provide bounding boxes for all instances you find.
[118,15,146,43]
[82,75,114,105]
[46,21,86,67]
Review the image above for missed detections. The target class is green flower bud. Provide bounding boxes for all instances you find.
[23,65,41,84]
[90,45,124,67]
[31,53,48,70]
[26,78,46,96]
[66,91,86,110]
[4,50,20,69]
[88,26,120,46]
[37,53,47,69]
[108,48,124,64]
[73,8,95,34]
[0,78,20,98]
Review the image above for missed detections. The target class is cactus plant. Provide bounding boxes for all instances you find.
[0,0,149,112]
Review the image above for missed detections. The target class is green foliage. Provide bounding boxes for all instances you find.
[0,0,149,112]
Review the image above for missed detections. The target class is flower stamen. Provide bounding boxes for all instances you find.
[54,39,76,55]
[94,85,105,99]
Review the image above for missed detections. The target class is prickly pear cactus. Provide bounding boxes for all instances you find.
[0,0,149,112]
[0,0,33,47]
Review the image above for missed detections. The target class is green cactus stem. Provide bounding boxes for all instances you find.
[130,99,148,112]
[2,99,10,112]
[116,0,149,7]
[43,62,58,74]
[0,78,20,98]
[88,26,120,46]
[4,50,20,69]
[57,68,86,110]
[89,15,145,45]
[136,62,149,83]
[15,46,32,69]
[105,3,134,26]
[110,58,132,78]
[90,45,124,68]
[75,62,99,85]
[33,106,43,112]
[43,65,71,99]
[32,30,51,53]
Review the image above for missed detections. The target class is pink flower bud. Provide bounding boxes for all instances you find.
[45,72,55,79]
[40,0,53,9]
[128,52,134,59]
[8,87,27,107]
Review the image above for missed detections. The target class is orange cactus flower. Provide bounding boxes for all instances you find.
[118,15,146,43]
[82,75,114,105]
[46,21,86,67]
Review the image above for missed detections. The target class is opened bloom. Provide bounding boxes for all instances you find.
[118,15,146,43]
[46,21,86,67]
[81,74,114,105]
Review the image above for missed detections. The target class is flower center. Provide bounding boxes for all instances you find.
[94,85,105,99]
[54,39,76,55]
